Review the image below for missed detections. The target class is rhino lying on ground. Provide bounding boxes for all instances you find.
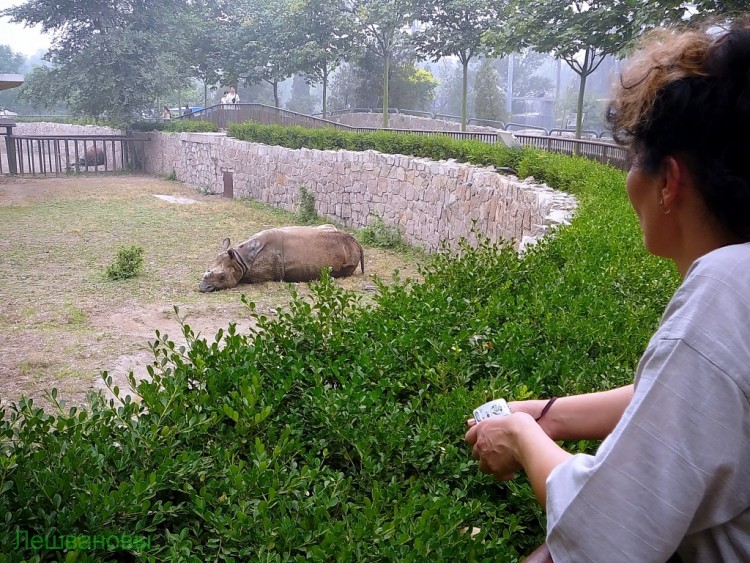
[199,225,365,292]
[67,146,106,170]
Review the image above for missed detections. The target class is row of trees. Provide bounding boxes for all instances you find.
[1,0,745,134]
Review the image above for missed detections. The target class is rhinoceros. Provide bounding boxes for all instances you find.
[67,146,106,170]
[199,225,365,292]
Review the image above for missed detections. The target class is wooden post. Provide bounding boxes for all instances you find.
[223,171,234,199]
[1,121,18,175]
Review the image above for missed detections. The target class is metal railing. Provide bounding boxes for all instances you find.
[349,127,503,145]
[183,103,353,131]
[516,135,626,169]
[176,102,626,170]
[1,135,147,176]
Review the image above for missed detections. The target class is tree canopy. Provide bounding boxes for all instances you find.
[413,0,510,130]
[291,0,355,118]
[346,0,417,127]
[501,0,687,137]
[2,0,193,124]
[2,0,748,126]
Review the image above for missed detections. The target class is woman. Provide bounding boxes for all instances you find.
[162,105,171,120]
[466,21,750,562]
[226,85,239,104]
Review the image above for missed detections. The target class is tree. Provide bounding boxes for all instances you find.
[0,44,25,75]
[413,0,508,131]
[181,1,228,108]
[0,45,26,112]
[286,75,318,114]
[1,0,193,124]
[328,49,436,111]
[689,0,750,17]
[432,60,466,116]
[389,65,438,111]
[473,58,505,124]
[292,0,355,118]
[346,0,417,127]
[494,50,554,99]
[507,0,685,138]
[226,0,300,108]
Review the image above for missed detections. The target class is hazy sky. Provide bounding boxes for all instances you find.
[0,0,52,58]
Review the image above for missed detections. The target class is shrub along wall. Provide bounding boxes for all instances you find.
[136,125,578,252]
[0,145,681,560]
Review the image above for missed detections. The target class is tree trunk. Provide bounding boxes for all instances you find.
[204,82,208,108]
[506,53,514,117]
[273,81,280,108]
[575,48,590,141]
[461,57,469,132]
[383,50,390,128]
[322,62,328,120]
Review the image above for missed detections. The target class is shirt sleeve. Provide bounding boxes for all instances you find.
[545,337,749,563]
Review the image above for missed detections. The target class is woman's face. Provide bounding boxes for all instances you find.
[626,156,669,256]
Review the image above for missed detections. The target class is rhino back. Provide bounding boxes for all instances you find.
[280,230,362,282]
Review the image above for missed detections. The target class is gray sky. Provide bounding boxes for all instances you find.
[0,0,52,57]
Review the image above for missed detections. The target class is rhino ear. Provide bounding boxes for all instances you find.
[221,238,231,251]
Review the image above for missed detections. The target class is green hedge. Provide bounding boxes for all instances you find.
[130,120,219,133]
[0,146,680,560]
[229,122,525,171]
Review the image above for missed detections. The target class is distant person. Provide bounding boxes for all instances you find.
[220,90,229,104]
[182,104,191,117]
[162,105,171,120]
[226,85,239,104]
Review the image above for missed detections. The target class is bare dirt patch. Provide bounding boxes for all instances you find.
[0,175,422,410]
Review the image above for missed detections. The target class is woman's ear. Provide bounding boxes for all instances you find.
[661,155,690,210]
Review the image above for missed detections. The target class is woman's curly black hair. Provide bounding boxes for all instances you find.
[607,20,750,241]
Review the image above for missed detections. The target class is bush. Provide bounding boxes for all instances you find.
[0,151,680,560]
[105,245,145,280]
[130,120,219,133]
[295,186,318,224]
[227,122,522,172]
[358,216,403,249]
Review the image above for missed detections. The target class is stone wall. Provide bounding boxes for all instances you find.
[138,131,577,252]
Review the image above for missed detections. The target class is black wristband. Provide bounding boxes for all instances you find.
[534,397,558,422]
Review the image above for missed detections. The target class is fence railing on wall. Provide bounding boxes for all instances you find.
[180,103,626,170]
[1,135,147,176]
[515,134,626,169]
[185,104,353,131]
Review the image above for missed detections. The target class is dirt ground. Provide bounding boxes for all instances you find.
[0,175,422,412]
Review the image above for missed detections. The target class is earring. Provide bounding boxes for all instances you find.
[659,197,671,215]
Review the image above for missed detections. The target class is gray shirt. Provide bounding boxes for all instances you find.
[546,242,750,563]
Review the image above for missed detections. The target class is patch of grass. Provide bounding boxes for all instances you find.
[105,245,145,280]
[164,169,177,181]
[63,304,87,325]
[0,175,421,411]
[358,216,404,249]
[17,359,52,377]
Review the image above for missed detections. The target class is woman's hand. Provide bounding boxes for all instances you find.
[465,412,573,505]
[465,413,537,480]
